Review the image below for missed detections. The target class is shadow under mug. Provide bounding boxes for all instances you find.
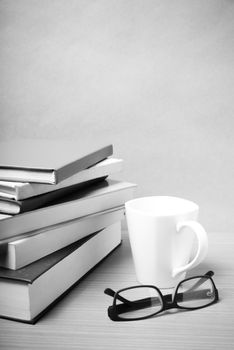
[125,196,208,288]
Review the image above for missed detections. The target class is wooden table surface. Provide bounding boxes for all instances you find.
[0,229,233,350]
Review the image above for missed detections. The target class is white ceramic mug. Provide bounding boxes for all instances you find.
[125,196,208,288]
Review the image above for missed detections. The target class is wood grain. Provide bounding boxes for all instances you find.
[0,230,233,350]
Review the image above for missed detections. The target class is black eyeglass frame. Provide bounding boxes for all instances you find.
[105,271,219,321]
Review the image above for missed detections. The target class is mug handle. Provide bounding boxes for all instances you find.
[172,221,208,278]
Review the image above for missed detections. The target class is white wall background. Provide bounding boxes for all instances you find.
[0,0,233,231]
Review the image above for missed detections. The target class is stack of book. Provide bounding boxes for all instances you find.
[0,140,136,323]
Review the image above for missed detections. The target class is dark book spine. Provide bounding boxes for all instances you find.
[18,177,107,213]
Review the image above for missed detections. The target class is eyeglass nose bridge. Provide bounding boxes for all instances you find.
[163,299,178,311]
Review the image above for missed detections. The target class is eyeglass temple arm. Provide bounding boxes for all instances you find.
[205,271,214,277]
[104,288,132,305]
[104,288,160,307]
[184,271,214,293]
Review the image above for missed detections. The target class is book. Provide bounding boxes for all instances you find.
[0,158,123,200]
[0,222,121,323]
[0,178,105,214]
[0,140,113,184]
[0,179,136,242]
[0,206,124,269]
[0,213,11,220]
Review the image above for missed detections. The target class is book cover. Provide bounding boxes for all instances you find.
[0,223,121,323]
[0,140,113,184]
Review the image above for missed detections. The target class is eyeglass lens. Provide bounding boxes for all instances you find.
[176,276,216,308]
[116,287,163,319]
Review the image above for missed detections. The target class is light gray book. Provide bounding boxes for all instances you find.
[0,206,124,270]
[0,139,113,184]
[0,179,137,242]
[0,222,121,323]
[0,158,123,200]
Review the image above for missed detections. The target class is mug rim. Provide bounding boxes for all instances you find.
[125,196,199,217]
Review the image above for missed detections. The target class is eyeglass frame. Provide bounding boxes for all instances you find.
[104,271,219,321]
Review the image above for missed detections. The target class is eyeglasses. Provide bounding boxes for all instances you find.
[104,271,219,321]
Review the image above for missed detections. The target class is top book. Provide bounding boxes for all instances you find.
[0,140,113,184]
